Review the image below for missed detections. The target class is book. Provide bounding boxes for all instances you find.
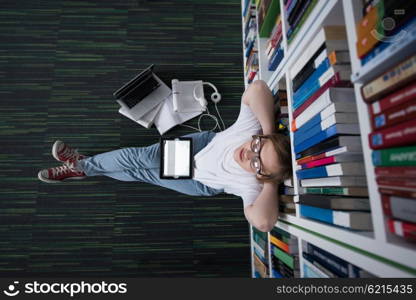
[292,44,326,91]
[381,194,416,223]
[270,235,298,254]
[294,123,360,154]
[272,269,284,278]
[287,0,313,37]
[271,245,298,269]
[361,54,416,102]
[293,72,352,119]
[293,58,351,109]
[290,26,348,80]
[273,256,299,277]
[371,99,416,130]
[293,49,350,92]
[387,219,416,241]
[299,153,363,170]
[292,88,355,132]
[259,0,281,38]
[303,186,369,197]
[287,0,318,44]
[300,176,367,187]
[297,145,362,165]
[302,254,332,278]
[369,119,416,150]
[268,46,284,71]
[360,17,416,66]
[296,162,365,179]
[372,145,416,166]
[303,252,342,277]
[379,188,416,199]
[356,1,415,59]
[253,253,268,278]
[294,112,358,146]
[307,243,361,277]
[300,205,373,230]
[298,195,370,210]
[375,166,416,177]
[370,82,416,116]
[287,0,306,25]
[296,136,362,160]
[377,177,416,192]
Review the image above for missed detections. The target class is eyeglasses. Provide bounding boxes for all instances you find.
[250,135,271,177]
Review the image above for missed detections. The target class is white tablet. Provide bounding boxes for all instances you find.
[159,137,193,179]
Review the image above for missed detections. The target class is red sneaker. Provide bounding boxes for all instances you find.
[52,140,86,164]
[38,164,86,183]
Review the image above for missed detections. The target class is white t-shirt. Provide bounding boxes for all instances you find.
[194,101,262,208]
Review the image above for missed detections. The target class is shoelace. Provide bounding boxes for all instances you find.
[61,146,80,161]
[52,165,73,176]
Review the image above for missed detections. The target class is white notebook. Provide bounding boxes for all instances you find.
[172,79,206,113]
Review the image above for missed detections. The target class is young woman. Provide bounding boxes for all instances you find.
[38,80,292,232]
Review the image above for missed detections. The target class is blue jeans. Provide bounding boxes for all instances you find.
[77,131,223,196]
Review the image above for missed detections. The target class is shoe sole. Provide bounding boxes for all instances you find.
[52,140,64,162]
[37,171,86,183]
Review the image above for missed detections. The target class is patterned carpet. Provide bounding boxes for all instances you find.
[0,0,250,277]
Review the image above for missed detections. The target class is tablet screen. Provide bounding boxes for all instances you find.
[162,139,191,178]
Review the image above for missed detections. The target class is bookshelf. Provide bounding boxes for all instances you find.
[242,0,416,277]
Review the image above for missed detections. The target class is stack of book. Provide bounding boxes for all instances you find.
[274,89,289,132]
[289,25,372,230]
[252,227,269,278]
[302,242,375,278]
[356,0,416,66]
[262,0,284,71]
[243,1,259,84]
[284,0,318,44]
[270,228,300,278]
[362,54,416,242]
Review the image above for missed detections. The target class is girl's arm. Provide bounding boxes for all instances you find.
[242,80,279,232]
[242,80,275,135]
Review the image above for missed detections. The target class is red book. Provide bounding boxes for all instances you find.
[369,81,416,116]
[381,194,416,223]
[369,119,416,150]
[377,177,416,192]
[387,219,416,241]
[379,188,416,199]
[371,99,416,130]
[296,153,326,165]
[375,166,416,177]
[300,154,363,169]
[292,72,351,118]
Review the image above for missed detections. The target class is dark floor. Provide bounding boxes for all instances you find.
[0,0,250,277]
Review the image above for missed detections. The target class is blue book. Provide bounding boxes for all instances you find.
[286,0,299,18]
[296,162,364,179]
[293,58,330,109]
[268,47,284,71]
[300,205,372,230]
[245,39,255,57]
[307,243,361,278]
[294,123,358,154]
[294,117,330,146]
[293,113,324,143]
[296,165,329,179]
[242,0,251,17]
[272,269,284,278]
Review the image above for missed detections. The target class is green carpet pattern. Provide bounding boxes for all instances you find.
[0,0,251,277]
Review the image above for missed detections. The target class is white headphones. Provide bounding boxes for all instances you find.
[193,82,222,108]
[179,81,225,132]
